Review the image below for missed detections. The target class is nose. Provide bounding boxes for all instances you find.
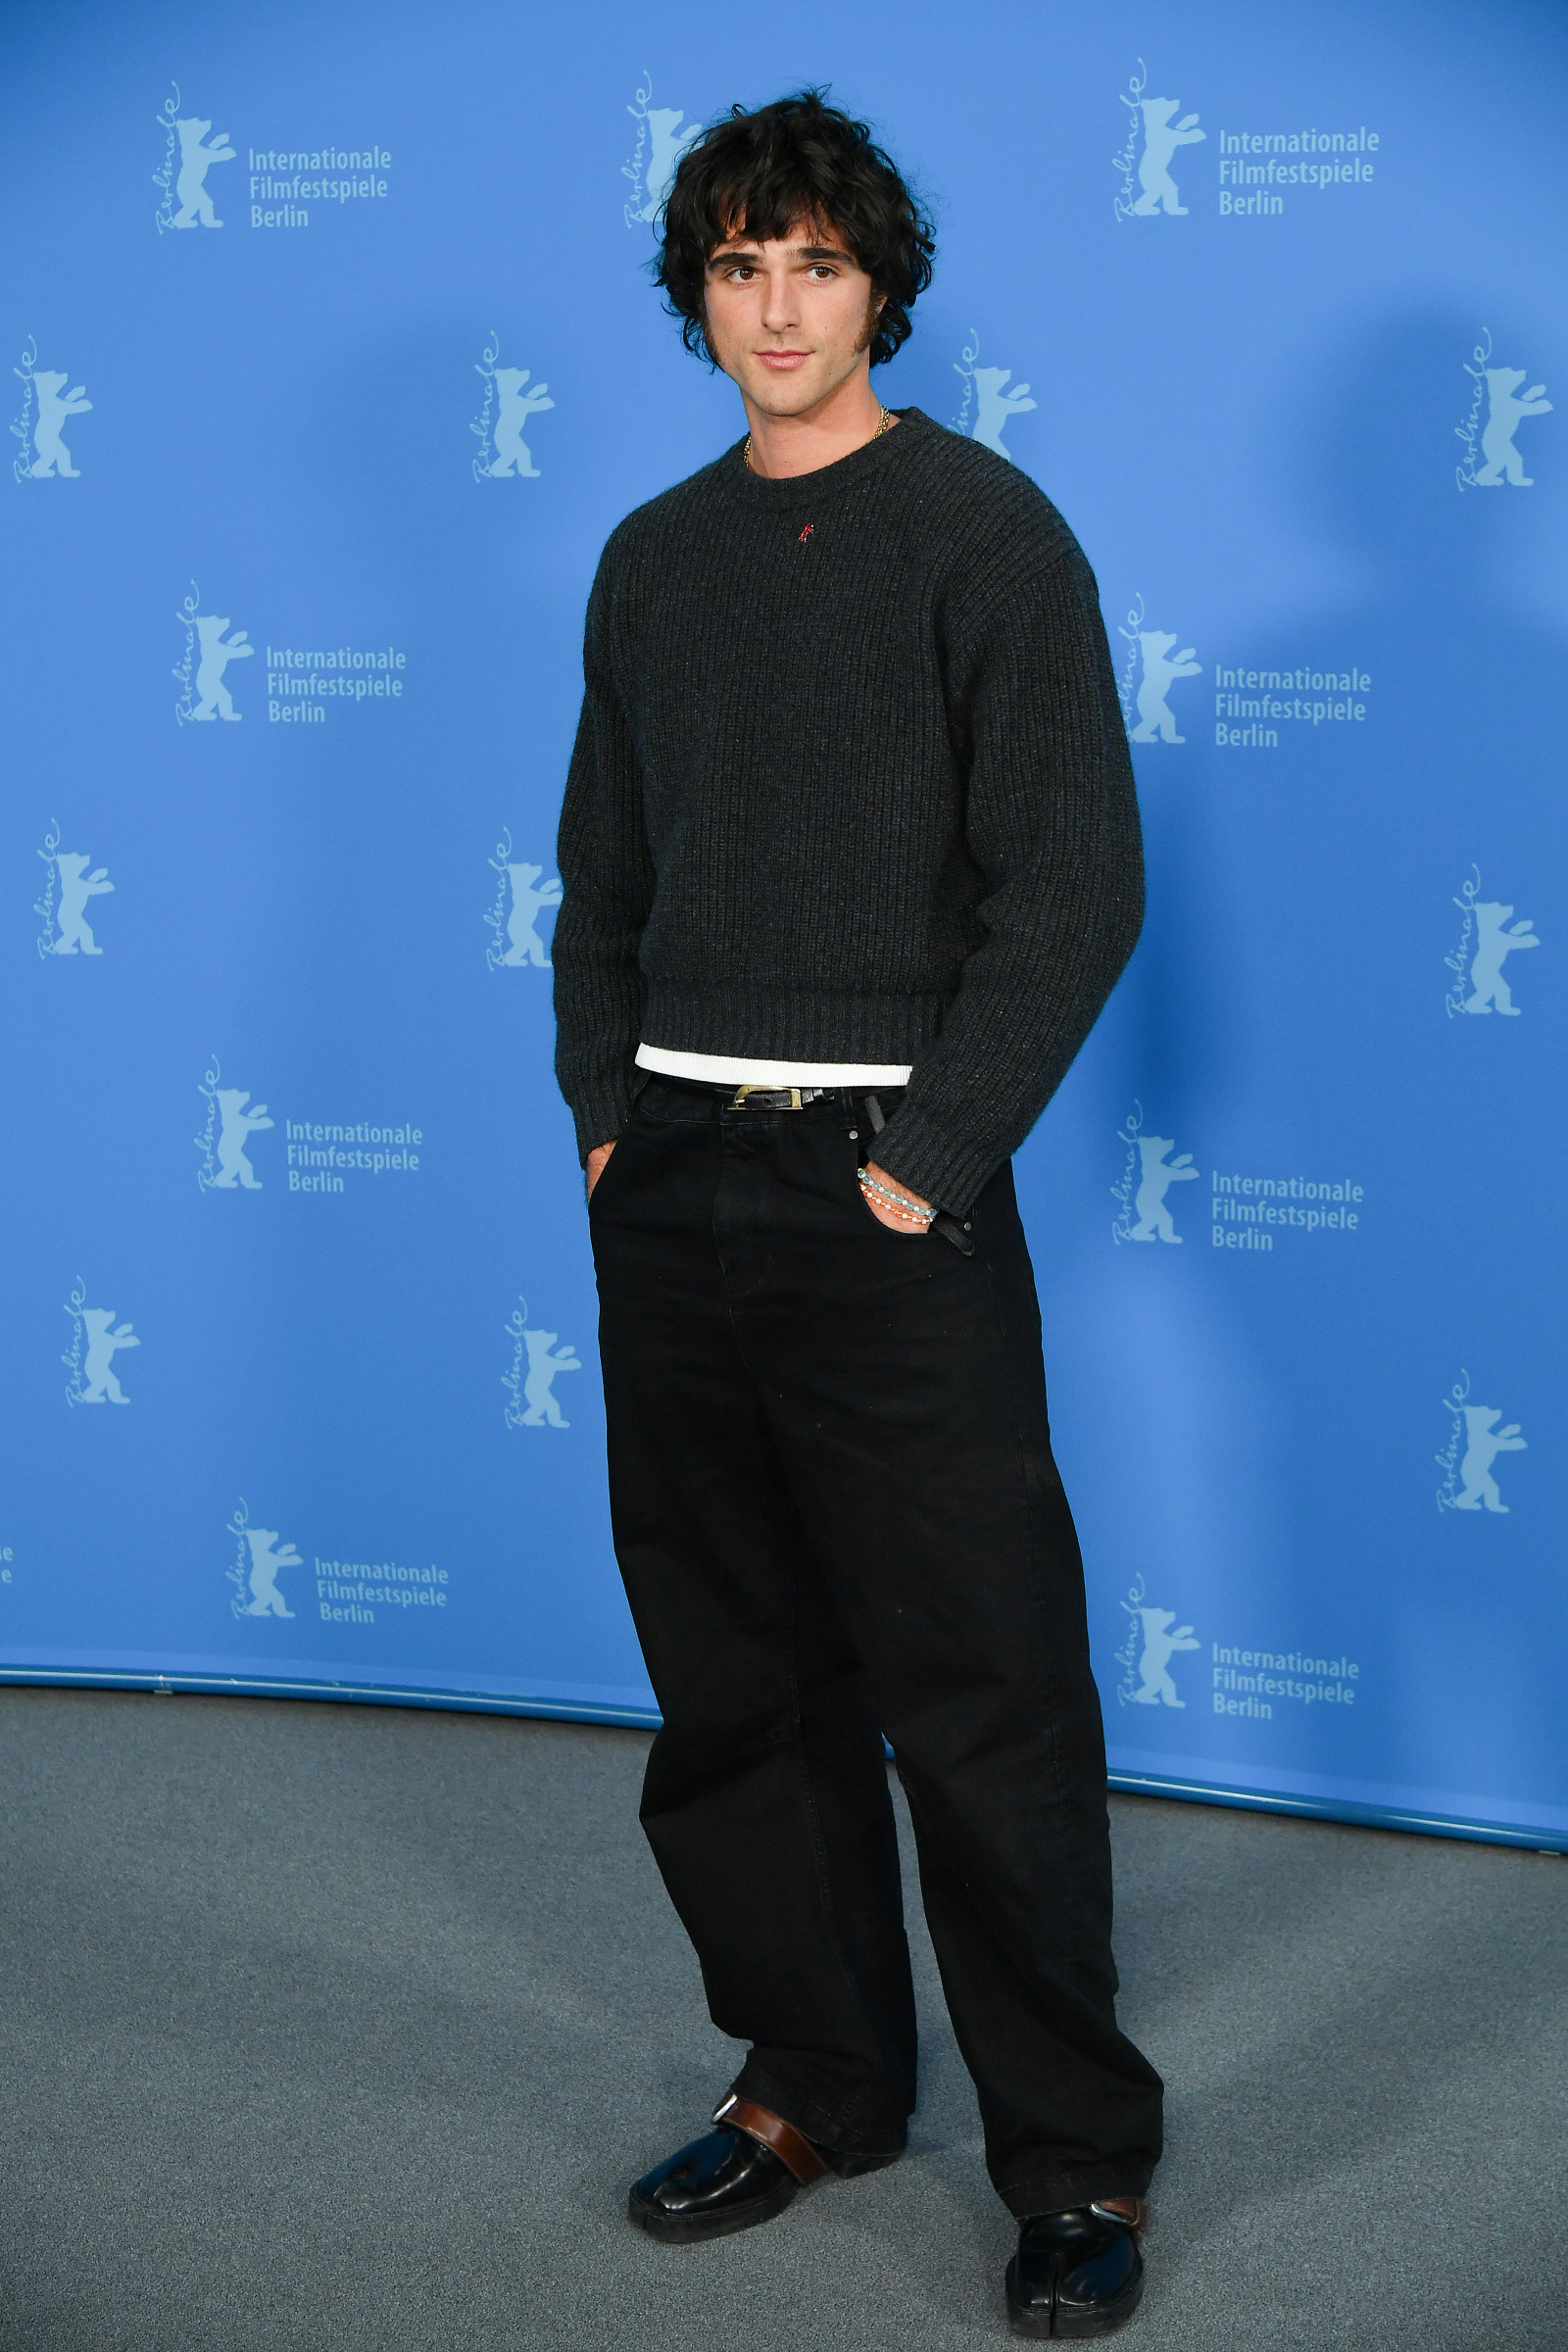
[759,264,800,336]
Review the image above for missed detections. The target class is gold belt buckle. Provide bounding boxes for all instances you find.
[729,1084,804,1110]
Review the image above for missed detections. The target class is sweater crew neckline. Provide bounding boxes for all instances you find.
[719,405,932,507]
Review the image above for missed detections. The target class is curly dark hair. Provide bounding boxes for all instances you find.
[656,90,936,369]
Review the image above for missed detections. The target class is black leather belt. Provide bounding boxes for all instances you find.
[654,1076,906,1113]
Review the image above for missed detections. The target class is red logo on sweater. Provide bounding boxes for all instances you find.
[799,523,814,542]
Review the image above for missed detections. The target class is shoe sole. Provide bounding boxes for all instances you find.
[626,2147,901,2245]
[1004,2256,1145,2339]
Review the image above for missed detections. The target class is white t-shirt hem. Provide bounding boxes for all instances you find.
[636,1043,912,1087]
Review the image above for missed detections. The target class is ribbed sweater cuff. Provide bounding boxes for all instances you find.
[566,1070,638,1166]
[870,1103,1000,1222]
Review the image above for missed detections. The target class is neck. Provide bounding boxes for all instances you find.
[741,368,890,479]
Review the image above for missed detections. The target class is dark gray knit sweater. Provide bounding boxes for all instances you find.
[553,407,1143,1216]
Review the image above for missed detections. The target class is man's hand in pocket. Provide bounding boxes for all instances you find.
[586,1141,616,1200]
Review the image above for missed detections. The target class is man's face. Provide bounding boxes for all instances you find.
[703,219,884,418]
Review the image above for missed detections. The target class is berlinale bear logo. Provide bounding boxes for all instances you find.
[153,85,234,235]
[79,1308,140,1404]
[1112,1102,1200,1246]
[11,341,91,482]
[952,333,1036,464]
[1476,368,1551,487]
[1455,1407,1527,1512]
[196,1059,273,1193]
[1437,1371,1529,1515]
[490,370,554,477]
[502,863,563,965]
[502,1298,582,1429]
[27,370,91,476]
[239,1528,301,1616]
[192,615,254,720]
[214,1091,272,1187]
[1129,1136,1199,1241]
[521,1331,582,1425]
[226,1500,300,1619]
[470,336,555,481]
[484,833,562,970]
[1464,902,1540,1014]
[622,74,704,227]
[172,116,236,227]
[39,847,114,956]
[1115,1576,1200,1707]
[1112,63,1205,222]
[173,586,254,726]
[1445,870,1541,1017]
[1114,596,1201,744]
[1456,332,1551,492]
[1130,633,1202,743]
[62,1281,140,1407]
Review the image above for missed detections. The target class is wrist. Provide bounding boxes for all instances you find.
[857,1165,934,1227]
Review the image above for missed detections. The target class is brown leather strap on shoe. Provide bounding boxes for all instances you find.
[1090,2197,1152,2240]
[713,2095,829,2184]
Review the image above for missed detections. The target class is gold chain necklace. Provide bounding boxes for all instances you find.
[744,405,893,473]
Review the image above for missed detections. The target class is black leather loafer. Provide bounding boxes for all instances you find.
[628,2096,902,2244]
[1004,2199,1149,2338]
[628,2125,800,2242]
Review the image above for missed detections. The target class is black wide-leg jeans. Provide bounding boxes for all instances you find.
[588,1076,1163,2217]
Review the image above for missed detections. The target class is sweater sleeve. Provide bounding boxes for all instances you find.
[552,543,656,1164]
[871,536,1145,1218]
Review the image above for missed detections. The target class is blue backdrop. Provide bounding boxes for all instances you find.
[5,0,1564,1849]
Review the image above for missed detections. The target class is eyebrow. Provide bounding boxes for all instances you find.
[707,242,858,270]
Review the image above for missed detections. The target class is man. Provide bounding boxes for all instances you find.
[554,91,1163,2340]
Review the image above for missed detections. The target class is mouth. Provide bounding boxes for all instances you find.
[754,349,812,371]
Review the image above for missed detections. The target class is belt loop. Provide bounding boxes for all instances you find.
[863,1094,886,1136]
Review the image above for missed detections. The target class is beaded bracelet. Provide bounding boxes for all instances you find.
[857,1167,934,1226]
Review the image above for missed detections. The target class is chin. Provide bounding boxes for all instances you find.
[747,379,822,416]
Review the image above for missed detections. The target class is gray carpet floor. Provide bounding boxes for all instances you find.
[0,1689,1562,2349]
